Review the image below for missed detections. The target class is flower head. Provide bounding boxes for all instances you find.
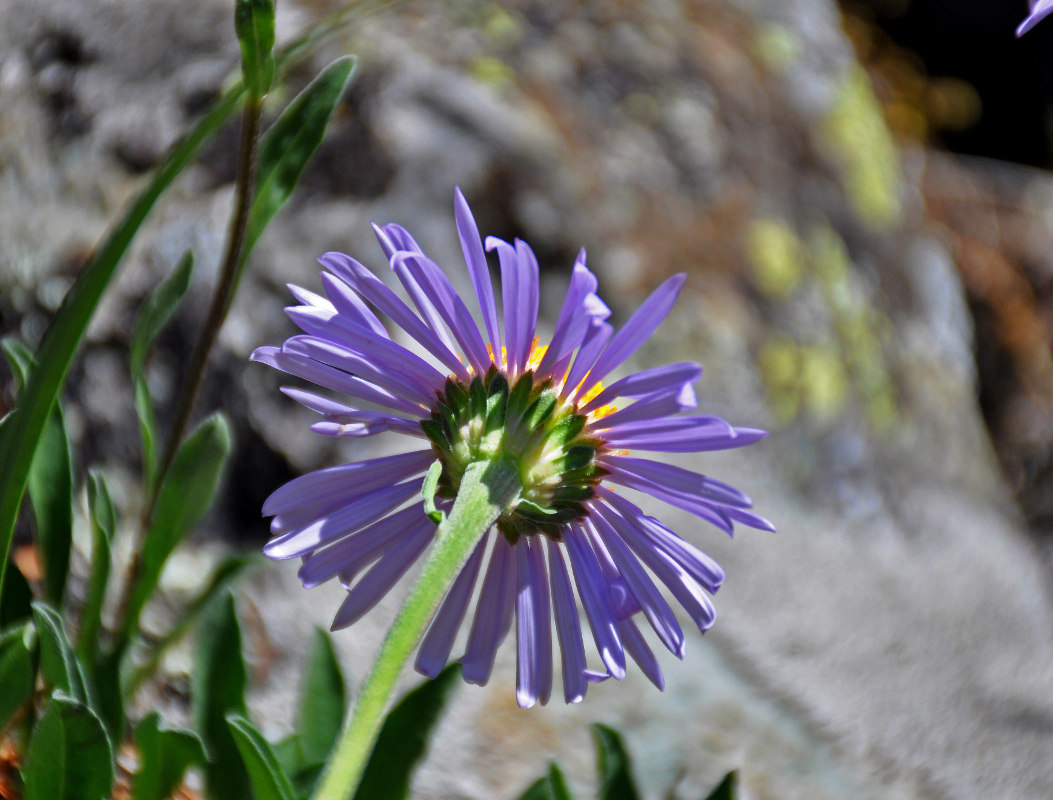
[1018,0,1053,35]
[252,190,772,707]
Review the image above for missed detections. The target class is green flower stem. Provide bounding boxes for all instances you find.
[310,457,521,800]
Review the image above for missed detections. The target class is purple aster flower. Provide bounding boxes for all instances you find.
[1019,0,1053,35]
[252,189,772,707]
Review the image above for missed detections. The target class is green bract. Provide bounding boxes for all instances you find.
[421,367,607,541]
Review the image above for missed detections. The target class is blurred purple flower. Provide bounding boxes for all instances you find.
[1018,0,1053,35]
[252,190,771,707]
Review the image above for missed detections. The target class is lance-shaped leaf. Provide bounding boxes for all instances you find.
[129,251,193,490]
[235,56,356,300]
[0,80,244,613]
[517,763,575,800]
[23,692,114,800]
[77,471,115,663]
[123,412,232,639]
[703,771,739,800]
[0,622,38,728]
[591,724,640,800]
[227,714,297,800]
[297,627,347,766]
[132,712,208,800]
[235,0,276,98]
[3,337,74,606]
[353,664,460,800]
[32,602,92,706]
[193,591,251,800]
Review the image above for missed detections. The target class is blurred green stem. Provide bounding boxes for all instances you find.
[310,458,520,800]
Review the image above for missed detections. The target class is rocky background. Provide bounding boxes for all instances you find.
[2,0,1053,798]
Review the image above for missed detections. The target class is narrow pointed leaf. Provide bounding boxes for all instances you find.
[517,763,575,800]
[132,712,208,800]
[353,664,460,800]
[237,56,356,298]
[123,412,232,639]
[193,591,251,800]
[134,377,160,491]
[0,622,37,728]
[0,558,32,628]
[227,714,297,800]
[23,692,114,800]
[77,471,115,663]
[297,627,346,766]
[129,252,194,379]
[32,602,91,705]
[0,79,244,614]
[703,771,739,800]
[3,337,74,605]
[235,0,276,98]
[591,724,640,800]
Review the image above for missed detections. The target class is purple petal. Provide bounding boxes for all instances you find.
[515,536,553,708]
[618,619,664,690]
[297,504,425,588]
[564,524,626,680]
[262,450,433,516]
[586,515,684,658]
[489,237,522,373]
[1019,0,1053,35]
[330,518,434,630]
[377,222,425,256]
[319,272,388,337]
[513,239,540,374]
[723,506,776,532]
[250,346,427,418]
[599,455,752,508]
[281,312,445,397]
[455,188,502,356]
[598,465,735,535]
[599,489,725,593]
[461,535,516,685]
[318,252,470,382]
[562,320,614,402]
[546,538,589,704]
[281,335,437,408]
[537,255,611,379]
[583,273,686,389]
[264,478,424,559]
[581,362,702,414]
[393,252,492,376]
[588,384,697,430]
[287,283,331,309]
[601,415,768,453]
[415,538,487,678]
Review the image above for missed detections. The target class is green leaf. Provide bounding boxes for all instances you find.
[23,692,114,800]
[129,250,192,490]
[237,56,356,298]
[297,628,346,766]
[702,771,739,800]
[235,0,276,98]
[0,558,33,628]
[0,622,38,728]
[2,337,74,606]
[227,714,297,800]
[122,553,259,697]
[32,602,91,705]
[517,763,575,800]
[193,591,251,800]
[0,78,245,616]
[591,724,640,800]
[353,664,460,800]
[129,251,193,379]
[77,471,115,663]
[123,412,232,639]
[422,460,445,526]
[131,712,208,800]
